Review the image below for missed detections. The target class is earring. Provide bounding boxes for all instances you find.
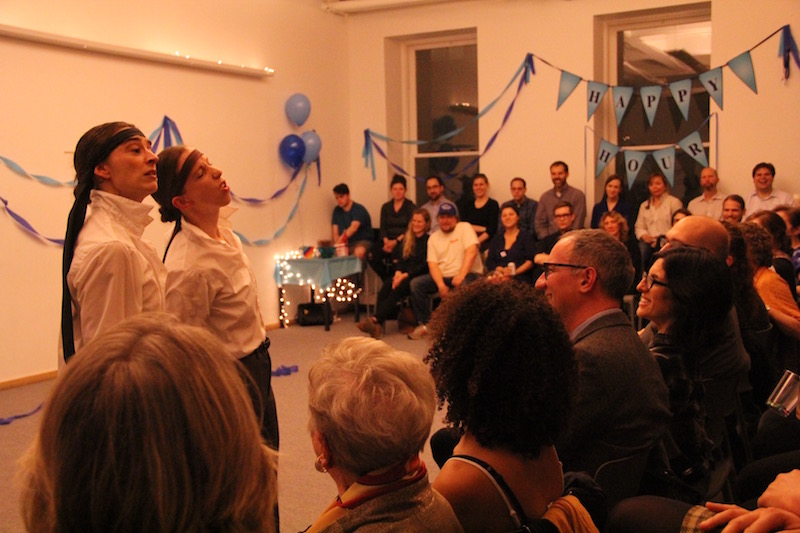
[315,455,329,473]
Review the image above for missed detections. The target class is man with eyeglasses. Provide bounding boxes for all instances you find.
[534,229,670,476]
[531,201,575,281]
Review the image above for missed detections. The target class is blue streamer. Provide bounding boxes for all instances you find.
[148,115,184,152]
[234,170,309,246]
[0,155,75,187]
[1,194,64,245]
[272,364,299,377]
[0,402,43,425]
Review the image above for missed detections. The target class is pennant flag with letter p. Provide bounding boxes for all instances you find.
[587,81,609,120]
[668,79,693,121]
[678,131,709,169]
[596,139,620,176]
[653,146,677,187]
[557,70,582,110]
[640,86,662,127]
[699,67,724,109]
[729,51,757,94]
[623,150,647,189]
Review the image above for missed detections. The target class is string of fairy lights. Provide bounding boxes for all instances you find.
[275,252,362,327]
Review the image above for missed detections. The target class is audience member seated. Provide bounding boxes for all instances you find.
[774,205,800,283]
[636,247,734,500]
[722,194,746,224]
[534,230,670,479]
[741,222,800,368]
[720,222,776,410]
[370,174,416,277]
[459,173,499,252]
[331,183,373,259]
[671,208,692,227]
[600,211,642,292]
[535,160,586,239]
[485,204,536,283]
[358,209,430,338]
[745,162,795,214]
[607,469,800,533]
[499,177,538,235]
[747,209,798,303]
[641,216,751,401]
[19,313,277,533]
[591,174,632,229]
[421,175,458,233]
[531,200,577,280]
[407,203,482,340]
[426,280,600,533]
[634,172,683,269]
[686,167,724,220]
[304,337,462,533]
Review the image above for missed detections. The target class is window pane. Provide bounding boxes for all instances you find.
[415,45,479,153]
[414,156,478,205]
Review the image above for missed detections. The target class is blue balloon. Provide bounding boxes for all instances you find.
[285,93,311,127]
[279,134,305,169]
[301,131,322,163]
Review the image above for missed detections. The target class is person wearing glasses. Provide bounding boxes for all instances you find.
[530,201,576,281]
[636,246,734,500]
[534,230,670,483]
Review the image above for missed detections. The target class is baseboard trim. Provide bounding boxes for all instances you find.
[0,370,58,391]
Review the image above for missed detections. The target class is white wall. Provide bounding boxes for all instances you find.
[344,0,800,206]
[2,0,799,382]
[0,0,349,382]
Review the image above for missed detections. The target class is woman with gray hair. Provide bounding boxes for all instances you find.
[304,337,462,532]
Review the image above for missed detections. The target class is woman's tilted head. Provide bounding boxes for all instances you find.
[425,279,576,458]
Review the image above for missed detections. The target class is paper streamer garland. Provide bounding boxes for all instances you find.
[234,169,309,246]
[1,194,64,245]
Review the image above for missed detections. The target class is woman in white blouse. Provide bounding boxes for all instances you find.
[634,172,683,269]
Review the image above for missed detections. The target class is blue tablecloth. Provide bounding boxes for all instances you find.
[274,256,362,289]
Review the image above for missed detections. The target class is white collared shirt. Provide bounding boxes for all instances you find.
[68,190,166,351]
[687,192,724,220]
[745,189,795,213]
[164,209,266,359]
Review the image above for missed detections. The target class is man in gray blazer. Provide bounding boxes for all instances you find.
[535,229,671,475]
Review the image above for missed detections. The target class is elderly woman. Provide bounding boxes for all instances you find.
[426,280,597,532]
[305,337,462,532]
[20,313,277,533]
[636,247,733,498]
[485,204,536,283]
[634,172,683,269]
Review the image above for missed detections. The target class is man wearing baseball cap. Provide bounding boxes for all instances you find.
[408,203,482,339]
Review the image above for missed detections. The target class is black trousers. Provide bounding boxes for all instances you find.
[239,338,280,450]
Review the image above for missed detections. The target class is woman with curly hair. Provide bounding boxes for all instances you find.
[600,210,641,292]
[426,280,597,532]
[747,209,797,302]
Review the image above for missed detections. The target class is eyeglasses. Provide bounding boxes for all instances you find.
[641,271,669,290]
[542,262,588,279]
[553,213,573,219]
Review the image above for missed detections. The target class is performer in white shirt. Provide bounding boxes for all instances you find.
[153,145,279,452]
[61,122,166,362]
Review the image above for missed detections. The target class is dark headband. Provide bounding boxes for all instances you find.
[161,149,203,262]
[61,126,145,362]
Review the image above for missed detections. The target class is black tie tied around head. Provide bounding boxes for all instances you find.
[61,127,144,362]
[161,149,203,262]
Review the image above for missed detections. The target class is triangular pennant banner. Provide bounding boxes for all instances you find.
[612,86,634,126]
[623,150,647,189]
[596,139,620,176]
[640,86,663,126]
[678,131,709,168]
[780,25,800,78]
[653,146,677,187]
[587,81,609,120]
[668,79,693,121]
[699,67,724,109]
[729,51,758,94]
[557,70,582,110]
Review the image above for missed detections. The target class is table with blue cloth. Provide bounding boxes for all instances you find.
[274,256,362,330]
